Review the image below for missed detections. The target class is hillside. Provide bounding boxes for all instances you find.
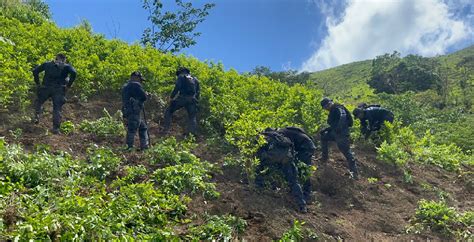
[1,1,473,240]
[1,95,472,240]
[309,45,474,102]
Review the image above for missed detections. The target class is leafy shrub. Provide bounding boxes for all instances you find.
[297,161,317,184]
[188,215,247,241]
[377,122,472,172]
[145,136,197,166]
[85,146,122,180]
[79,109,125,139]
[60,120,75,135]
[153,161,218,199]
[279,220,318,241]
[0,138,75,187]
[8,128,23,140]
[0,136,220,240]
[407,200,473,239]
[280,220,305,241]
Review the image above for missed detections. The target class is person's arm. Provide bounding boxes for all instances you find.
[32,63,47,85]
[195,79,200,100]
[170,77,181,99]
[327,107,340,129]
[66,65,77,87]
[360,118,370,138]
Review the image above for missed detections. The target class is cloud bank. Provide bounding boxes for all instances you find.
[301,0,473,72]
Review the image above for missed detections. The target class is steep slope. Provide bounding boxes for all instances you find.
[1,95,472,240]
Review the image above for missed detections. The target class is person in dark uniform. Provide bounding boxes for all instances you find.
[320,97,359,179]
[32,53,77,134]
[277,126,316,203]
[255,127,316,213]
[163,67,200,135]
[122,71,149,151]
[353,106,394,139]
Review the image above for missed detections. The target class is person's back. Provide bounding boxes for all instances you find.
[364,106,394,124]
[328,103,353,133]
[163,67,200,135]
[277,127,315,153]
[257,129,294,164]
[176,74,200,97]
[122,80,147,117]
[122,72,149,151]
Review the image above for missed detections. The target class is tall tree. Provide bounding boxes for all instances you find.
[141,0,215,53]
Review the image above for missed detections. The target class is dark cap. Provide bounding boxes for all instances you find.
[131,71,145,80]
[176,67,190,76]
[320,97,332,107]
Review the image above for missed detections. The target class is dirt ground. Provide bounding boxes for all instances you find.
[1,95,472,241]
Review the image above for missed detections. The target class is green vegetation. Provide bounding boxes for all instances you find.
[279,220,319,241]
[79,109,126,139]
[141,0,215,53]
[0,137,217,240]
[0,1,473,239]
[377,122,472,172]
[188,214,247,241]
[407,200,473,239]
[59,120,75,135]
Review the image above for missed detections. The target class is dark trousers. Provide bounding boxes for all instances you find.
[35,86,66,129]
[255,159,307,208]
[321,129,358,175]
[163,96,198,134]
[126,112,149,149]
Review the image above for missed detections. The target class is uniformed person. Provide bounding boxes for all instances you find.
[32,53,77,134]
[163,67,200,135]
[122,71,149,150]
[320,97,359,179]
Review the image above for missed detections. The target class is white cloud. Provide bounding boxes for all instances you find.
[301,0,473,72]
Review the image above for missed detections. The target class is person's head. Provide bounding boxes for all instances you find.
[320,97,333,111]
[130,71,145,82]
[353,108,364,119]
[54,53,66,65]
[176,67,190,76]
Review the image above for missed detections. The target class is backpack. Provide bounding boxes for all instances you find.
[180,74,198,96]
[259,131,294,164]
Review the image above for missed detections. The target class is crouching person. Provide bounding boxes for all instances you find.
[255,127,315,213]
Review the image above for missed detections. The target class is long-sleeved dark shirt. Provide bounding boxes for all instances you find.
[122,80,147,118]
[33,61,77,87]
[360,107,394,134]
[170,74,200,99]
[327,104,353,132]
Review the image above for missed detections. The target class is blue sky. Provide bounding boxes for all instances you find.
[45,0,473,72]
